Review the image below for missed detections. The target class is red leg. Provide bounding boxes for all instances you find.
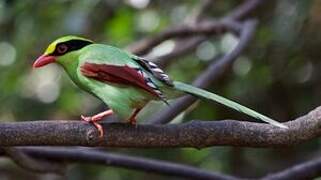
[81,109,113,138]
[128,108,142,125]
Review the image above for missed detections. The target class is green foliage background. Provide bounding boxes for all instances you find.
[0,0,320,179]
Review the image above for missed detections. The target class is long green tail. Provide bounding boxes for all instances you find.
[173,81,288,129]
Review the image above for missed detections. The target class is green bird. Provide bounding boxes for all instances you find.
[33,36,288,137]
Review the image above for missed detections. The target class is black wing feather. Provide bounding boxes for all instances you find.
[132,56,174,87]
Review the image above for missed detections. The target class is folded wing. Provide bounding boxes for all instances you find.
[80,62,168,103]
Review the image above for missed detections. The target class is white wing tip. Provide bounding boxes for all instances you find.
[263,117,289,129]
[269,121,288,129]
[276,123,289,129]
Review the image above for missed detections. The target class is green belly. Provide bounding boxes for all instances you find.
[78,74,152,120]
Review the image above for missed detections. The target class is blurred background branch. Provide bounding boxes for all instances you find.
[3,147,238,180]
[3,146,321,180]
[2,147,65,174]
[262,155,321,180]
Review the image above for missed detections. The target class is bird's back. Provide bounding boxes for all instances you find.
[79,44,139,67]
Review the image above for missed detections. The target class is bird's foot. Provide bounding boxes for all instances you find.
[81,115,104,138]
[81,110,113,139]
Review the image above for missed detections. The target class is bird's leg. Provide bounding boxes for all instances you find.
[128,108,142,125]
[81,109,113,138]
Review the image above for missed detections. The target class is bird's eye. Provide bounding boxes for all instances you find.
[57,44,68,54]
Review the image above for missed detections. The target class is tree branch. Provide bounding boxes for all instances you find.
[3,147,238,180]
[7,146,321,180]
[154,36,207,68]
[2,147,65,174]
[225,0,266,21]
[128,0,266,56]
[135,0,214,67]
[144,0,266,69]
[128,19,242,56]
[1,105,321,148]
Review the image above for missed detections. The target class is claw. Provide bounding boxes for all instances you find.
[80,109,113,140]
[81,115,92,122]
[92,122,104,138]
[81,115,105,139]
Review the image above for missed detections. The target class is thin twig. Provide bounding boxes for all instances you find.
[154,37,207,68]
[128,19,241,56]
[225,0,266,21]
[127,0,215,56]
[128,0,266,56]
[143,0,215,68]
[189,0,215,23]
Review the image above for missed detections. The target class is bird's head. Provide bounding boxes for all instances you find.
[33,35,93,68]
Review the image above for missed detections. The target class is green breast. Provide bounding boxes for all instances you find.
[56,44,154,120]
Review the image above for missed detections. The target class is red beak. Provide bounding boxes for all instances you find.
[33,55,56,68]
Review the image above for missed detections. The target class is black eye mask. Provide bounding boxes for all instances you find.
[51,39,93,56]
